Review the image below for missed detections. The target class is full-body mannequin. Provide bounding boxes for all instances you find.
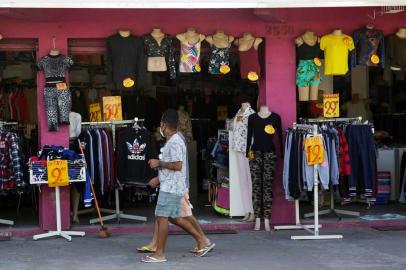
[246,105,283,232]
[295,31,321,101]
[147,28,168,72]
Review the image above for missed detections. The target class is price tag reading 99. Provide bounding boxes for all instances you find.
[304,136,325,166]
[47,160,69,187]
[103,96,123,121]
[323,94,339,118]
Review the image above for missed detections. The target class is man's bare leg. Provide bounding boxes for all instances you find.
[169,217,206,250]
[149,216,169,260]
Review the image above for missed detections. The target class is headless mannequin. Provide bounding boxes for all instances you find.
[366,24,375,30]
[119,29,131,38]
[235,32,263,51]
[333,28,343,36]
[240,102,250,113]
[258,105,272,119]
[49,48,60,56]
[396,28,406,39]
[176,27,205,44]
[148,28,167,72]
[205,29,234,48]
[295,30,320,102]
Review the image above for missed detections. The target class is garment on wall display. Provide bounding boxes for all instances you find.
[352,27,385,68]
[143,34,176,79]
[238,39,261,79]
[208,41,231,75]
[296,40,323,87]
[116,127,158,184]
[179,40,202,73]
[385,34,406,70]
[37,54,73,131]
[320,33,355,75]
[106,34,146,90]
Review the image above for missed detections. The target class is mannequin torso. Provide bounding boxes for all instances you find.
[206,30,234,48]
[236,33,262,79]
[235,32,263,51]
[396,28,406,39]
[119,29,131,38]
[176,27,205,44]
[258,106,272,118]
[178,28,205,73]
[49,49,60,56]
[295,31,319,47]
[148,28,167,72]
[333,29,343,36]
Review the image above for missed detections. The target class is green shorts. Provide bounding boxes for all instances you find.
[296,60,322,87]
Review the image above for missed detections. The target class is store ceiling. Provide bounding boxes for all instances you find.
[0,0,404,9]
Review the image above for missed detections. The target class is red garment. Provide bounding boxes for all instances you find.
[9,92,17,120]
[339,129,351,176]
[239,43,261,79]
[16,92,28,122]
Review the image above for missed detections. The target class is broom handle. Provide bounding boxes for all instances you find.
[78,139,105,227]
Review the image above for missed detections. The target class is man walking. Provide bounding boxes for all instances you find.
[141,109,215,263]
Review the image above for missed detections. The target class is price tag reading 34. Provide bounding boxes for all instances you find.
[103,96,123,121]
[323,94,339,118]
[47,160,69,187]
[304,136,325,166]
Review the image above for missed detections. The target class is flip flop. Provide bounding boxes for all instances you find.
[190,243,214,254]
[137,246,156,253]
[196,243,216,257]
[141,255,167,263]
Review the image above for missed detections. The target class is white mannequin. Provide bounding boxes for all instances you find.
[332,28,343,36]
[205,29,234,48]
[235,32,263,51]
[241,102,250,113]
[119,29,131,38]
[258,105,272,119]
[148,28,167,72]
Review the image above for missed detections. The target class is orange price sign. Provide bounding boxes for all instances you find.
[102,96,123,121]
[47,160,69,187]
[323,94,339,118]
[89,103,102,122]
[304,136,325,166]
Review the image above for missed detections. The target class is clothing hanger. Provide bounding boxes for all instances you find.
[133,117,141,130]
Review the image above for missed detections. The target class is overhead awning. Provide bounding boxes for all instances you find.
[0,0,404,9]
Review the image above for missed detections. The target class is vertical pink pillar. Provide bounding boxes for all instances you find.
[265,35,296,225]
[37,36,71,230]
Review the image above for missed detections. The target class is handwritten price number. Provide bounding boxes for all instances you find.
[323,94,339,118]
[305,137,325,165]
[104,103,120,120]
[47,160,69,187]
[324,100,339,116]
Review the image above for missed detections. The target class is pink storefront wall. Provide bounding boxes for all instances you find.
[0,7,404,230]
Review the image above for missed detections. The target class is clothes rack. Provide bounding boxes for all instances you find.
[288,123,343,240]
[300,117,367,219]
[81,118,148,224]
[0,121,19,226]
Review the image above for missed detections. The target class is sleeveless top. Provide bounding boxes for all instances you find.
[208,37,232,75]
[179,41,201,73]
[296,41,322,61]
[238,39,261,79]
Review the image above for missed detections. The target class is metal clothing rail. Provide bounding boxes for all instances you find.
[279,123,342,240]
[300,117,365,219]
[80,118,147,224]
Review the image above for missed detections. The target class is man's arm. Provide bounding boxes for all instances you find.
[148,159,182,171]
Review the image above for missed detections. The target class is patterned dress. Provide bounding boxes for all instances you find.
[179,41,201,73]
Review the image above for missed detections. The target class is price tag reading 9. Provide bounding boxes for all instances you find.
[323,94,340,118]
[304,136,325,166]
[47,160,69,187]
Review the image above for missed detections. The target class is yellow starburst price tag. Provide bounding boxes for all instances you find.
[247,71,259,81]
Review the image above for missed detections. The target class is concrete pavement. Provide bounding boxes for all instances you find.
[1,228,406,270]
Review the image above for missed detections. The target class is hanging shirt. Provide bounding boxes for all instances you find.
[320,34,355,75]
[246,112,283,154]
[69,112,82,138]
[117,127,158,184]
[143,34,176,79]
[230,105,255,153]
[352,27,385,68]
[385,34,406,70]
[106,34,146,91]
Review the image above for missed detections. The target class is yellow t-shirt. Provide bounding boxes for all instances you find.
[320,34,355,75]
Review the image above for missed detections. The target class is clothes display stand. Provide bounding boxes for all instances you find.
[0,121,20,227]
[81,119,147,224]
[274,200,320,231]
[29,157,86,241]
[300,117,364,219]
[288,124,343,240]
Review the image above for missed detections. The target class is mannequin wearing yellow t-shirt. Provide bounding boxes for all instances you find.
[320,29,355,75]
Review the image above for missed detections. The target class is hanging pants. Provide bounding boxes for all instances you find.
[235,152,254,214]
[249,151,276,218]
[44,86,71,131]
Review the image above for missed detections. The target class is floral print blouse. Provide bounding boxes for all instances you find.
[143,34,176,79]
[208,44,231,75]
[230,104,256,153]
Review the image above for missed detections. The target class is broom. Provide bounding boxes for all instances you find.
[78,139,111,238]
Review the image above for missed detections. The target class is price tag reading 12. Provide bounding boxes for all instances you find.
[103,96,123,121]
[47,160,69,187]
[323,93,339,118]
[304,136,325,166]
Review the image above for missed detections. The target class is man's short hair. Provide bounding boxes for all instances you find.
[161,109,179,130]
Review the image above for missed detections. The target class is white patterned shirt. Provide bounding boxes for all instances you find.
[159,133,187,196]
[230,105,255,153]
